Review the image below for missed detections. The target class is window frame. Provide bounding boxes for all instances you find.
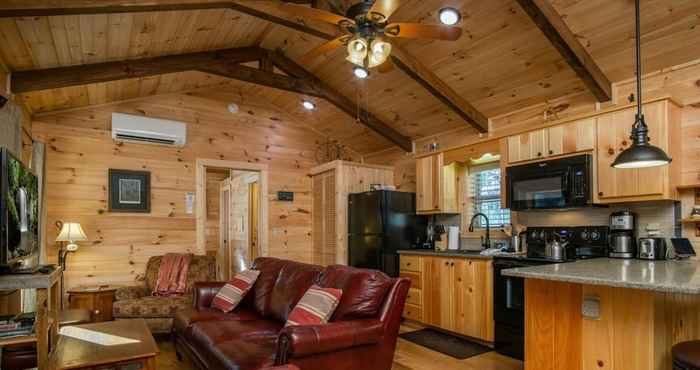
[468,162,510,229]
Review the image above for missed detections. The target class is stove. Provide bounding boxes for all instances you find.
[492,225,609,360]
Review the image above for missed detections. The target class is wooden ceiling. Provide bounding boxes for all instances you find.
[1,0,699,154]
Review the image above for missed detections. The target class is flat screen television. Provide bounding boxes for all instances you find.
[0,147,39,272]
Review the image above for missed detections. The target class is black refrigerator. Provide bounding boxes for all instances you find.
[348,190,427,277]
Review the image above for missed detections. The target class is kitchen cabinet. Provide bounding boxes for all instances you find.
[506,119,595,164]
[547,118,595,157]
[406,254,494,342]
[595,100,681,203]
[507,129,548,164]
[399,254,424,322]
[415,153,459,214]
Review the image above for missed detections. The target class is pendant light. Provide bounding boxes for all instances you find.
[611,0,671,169]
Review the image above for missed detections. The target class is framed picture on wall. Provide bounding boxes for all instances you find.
[108,169,150,213]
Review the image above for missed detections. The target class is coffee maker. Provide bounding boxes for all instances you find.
[609,211,636,258]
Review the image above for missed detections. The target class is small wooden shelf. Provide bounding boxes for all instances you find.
[682,218,700,223]
[0,334,37,346]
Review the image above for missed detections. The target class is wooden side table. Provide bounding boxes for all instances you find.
[67,286,118,322]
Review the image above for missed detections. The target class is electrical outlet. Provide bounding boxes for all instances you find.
[582,296,601,320]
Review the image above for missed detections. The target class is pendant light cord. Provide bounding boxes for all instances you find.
[635,0,643,120]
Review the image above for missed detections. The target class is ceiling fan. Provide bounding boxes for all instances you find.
[277,0,463,75]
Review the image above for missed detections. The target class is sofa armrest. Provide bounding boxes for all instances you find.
[192,282,226,310]
[276,319,383,361]
[114,285,149,301]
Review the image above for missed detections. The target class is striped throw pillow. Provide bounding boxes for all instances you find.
[211,269,260,313]
[285,285,343,327]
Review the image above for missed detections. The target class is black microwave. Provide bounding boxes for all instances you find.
[506,154,592,211]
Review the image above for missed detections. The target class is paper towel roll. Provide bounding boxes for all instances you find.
[448,226,460,250]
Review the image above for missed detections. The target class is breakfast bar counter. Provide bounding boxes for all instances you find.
[501,258,700,370]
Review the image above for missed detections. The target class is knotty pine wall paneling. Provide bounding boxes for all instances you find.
[32,92,328,292]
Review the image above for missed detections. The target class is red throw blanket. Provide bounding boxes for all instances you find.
[152,253,192,297]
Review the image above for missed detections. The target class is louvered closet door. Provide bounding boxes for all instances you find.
[312,170,336,266]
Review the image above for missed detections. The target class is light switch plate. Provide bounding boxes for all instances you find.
[582,295,601,320]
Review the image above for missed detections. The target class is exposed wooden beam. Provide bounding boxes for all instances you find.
[0,1,311,17]
[12,47,409,151]
[390,46,489,133]
[515,0,612,101]
[268,51,413,152]
[198,62,322,97]
[11,48,265,93]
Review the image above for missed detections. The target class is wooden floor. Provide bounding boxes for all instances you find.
[156,323,523,370]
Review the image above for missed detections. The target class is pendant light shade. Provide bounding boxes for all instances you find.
[611,0,671,169]
[611,114,672,168]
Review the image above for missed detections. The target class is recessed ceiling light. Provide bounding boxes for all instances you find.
[301,100,316,110]
[353,66,369,79]
[227,103,239,114]
[438,7,461,25]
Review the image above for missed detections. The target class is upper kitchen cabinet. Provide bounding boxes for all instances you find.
[595,99,681,203]
[506,119,595,164]
[506,129,548,164]
[416,153,459,214]
[547,118,596,156]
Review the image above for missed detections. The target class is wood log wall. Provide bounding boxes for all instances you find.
[31,91,333,291]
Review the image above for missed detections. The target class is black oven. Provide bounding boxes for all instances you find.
[506,154,592,211]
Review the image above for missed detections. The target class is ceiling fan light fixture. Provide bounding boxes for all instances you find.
[346,37,368,66]
[353,66,369,79]
[367,38,392,67]
[301,100,316,110]
[439,7,461,26]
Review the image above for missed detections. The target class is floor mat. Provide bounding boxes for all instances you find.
[399,328,492,360]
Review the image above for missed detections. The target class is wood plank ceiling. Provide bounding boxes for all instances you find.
[1,0,699,154]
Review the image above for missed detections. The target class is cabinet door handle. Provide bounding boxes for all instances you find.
[548,150,553,155]
[537,152,542,157]
[450,262,454,266]
[406,262,411,266]
[445,261,449,266]
[598,192,604,196]
[469,288,473,293]
[457,278,462,282]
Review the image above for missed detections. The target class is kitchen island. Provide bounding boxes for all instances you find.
[503,258,700,370]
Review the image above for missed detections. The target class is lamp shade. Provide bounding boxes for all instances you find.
[56,223,88,243]
[611,143,672,169]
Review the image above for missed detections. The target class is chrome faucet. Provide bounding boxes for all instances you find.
[468,212,491,249]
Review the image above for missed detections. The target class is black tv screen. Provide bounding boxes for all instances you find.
[0,147,39,269]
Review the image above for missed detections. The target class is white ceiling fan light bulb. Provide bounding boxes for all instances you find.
[301,100,316,110]
[439,7,461,25]
[353,66,369,79]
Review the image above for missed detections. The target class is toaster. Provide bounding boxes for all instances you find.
[637,237,667,260]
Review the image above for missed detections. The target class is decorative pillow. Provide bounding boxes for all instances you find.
[212,269,260,313]
[285,285,343,327]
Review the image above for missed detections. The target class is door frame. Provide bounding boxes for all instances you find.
[195,159,269,257]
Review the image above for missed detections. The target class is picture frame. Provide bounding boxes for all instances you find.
[108,169,151,213]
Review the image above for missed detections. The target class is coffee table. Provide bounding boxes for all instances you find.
[51,319,159,370]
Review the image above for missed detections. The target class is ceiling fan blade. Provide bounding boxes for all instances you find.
[299,36,347,65]
[384,23,462,41]
[369,0,402,21]
[276,3,353,25]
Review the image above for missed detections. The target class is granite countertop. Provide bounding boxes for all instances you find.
[502,258,700,294]
[397,249,494,259]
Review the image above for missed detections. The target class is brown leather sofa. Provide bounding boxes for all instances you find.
[173,257,410,370]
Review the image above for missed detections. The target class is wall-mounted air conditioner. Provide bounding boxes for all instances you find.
[111,112,187,147]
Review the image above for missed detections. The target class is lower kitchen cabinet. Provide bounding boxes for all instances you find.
[400,254,494,342]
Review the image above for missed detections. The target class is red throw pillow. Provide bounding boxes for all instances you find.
[285,285,343,327]
[212,269,260,313]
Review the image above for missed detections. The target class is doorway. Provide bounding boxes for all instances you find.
[196,159,268,280]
